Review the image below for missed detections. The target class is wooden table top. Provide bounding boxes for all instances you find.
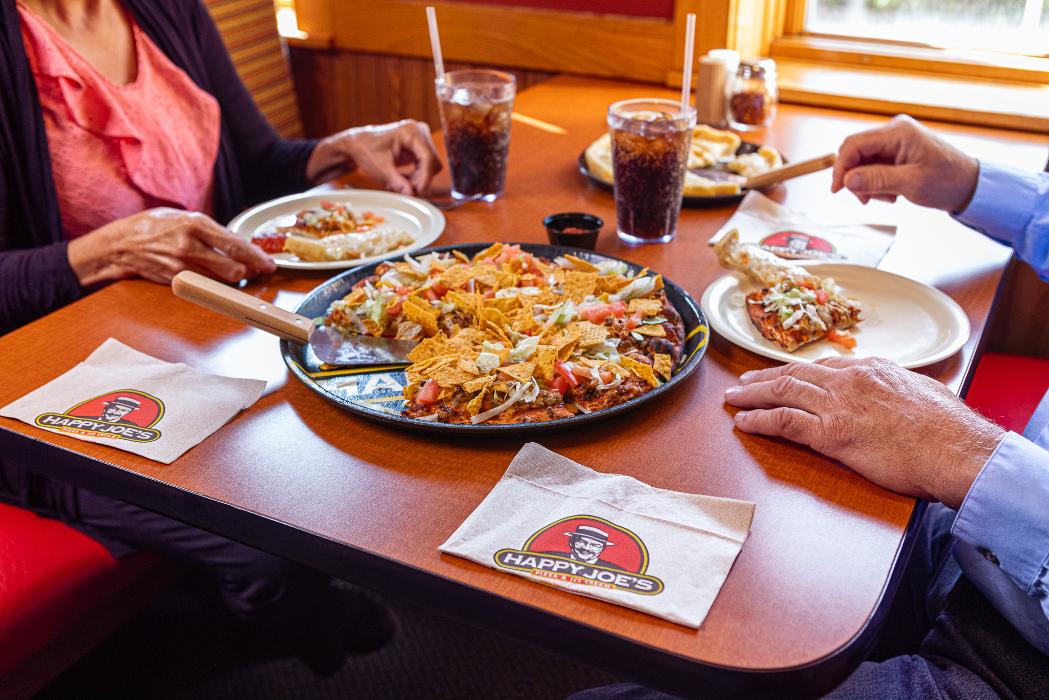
[2,76,1046,690]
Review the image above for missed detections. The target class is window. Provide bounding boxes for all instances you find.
[804,0,1049,56]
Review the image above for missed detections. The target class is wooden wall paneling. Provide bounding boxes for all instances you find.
[988,260,1049,359]
[205,0,305,137]
[289,49,555,137]
[292,0,679,83]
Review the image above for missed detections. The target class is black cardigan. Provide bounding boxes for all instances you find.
[0,0,318,334]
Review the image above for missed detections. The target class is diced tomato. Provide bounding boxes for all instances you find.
[387,300,403,317]
[250,232,286,254]
[320,200,336,210]
[483,290,495,299]
[424,288,438,301]
[815,289,829,305]
[495,244,524,264]
[579,305,613,324]
[555,361,579,387]
[431,282,448,297]
[570,364,593,381]
[417,379,440,405]
[551,375,571,396]
[625,312,643,331]
[580,301,629,324]
[396,285,411,296]
[828,329,857,349]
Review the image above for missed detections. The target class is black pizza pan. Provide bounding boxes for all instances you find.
[577,141,783,208]
[280,243,709,434]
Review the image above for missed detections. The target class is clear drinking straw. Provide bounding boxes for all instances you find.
[426,6,445,79]
[680,12,696,114]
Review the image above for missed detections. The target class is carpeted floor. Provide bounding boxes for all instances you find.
[39,576,622,699]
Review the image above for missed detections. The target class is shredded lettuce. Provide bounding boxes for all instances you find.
[476,352,501,374]
[612,276,657,301]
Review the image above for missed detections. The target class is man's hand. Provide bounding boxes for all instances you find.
[832,115,980,211]
[67,208,275,287]
[306,119,442,196]
[724,357,1005,509]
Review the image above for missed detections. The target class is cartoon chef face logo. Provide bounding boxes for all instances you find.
[494,515,664,595]
[760,230,842,261]
[35,390,164,442]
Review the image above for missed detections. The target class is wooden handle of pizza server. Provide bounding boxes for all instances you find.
[745,152,837,190]
[171,271,312,344]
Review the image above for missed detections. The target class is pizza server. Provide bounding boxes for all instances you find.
[172,271,417,366]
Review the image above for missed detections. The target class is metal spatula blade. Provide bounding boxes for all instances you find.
[171,271,417,367]
[307,325,415,365]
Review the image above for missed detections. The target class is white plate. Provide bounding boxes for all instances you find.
[700,263,970,369]
[229,190,446,271]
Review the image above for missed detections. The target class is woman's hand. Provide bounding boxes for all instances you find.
[831,115,980,211]
[306,119,442,196]
[67,208,275,287]
[724,356,1005,509]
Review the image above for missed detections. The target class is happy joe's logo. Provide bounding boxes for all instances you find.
[760,230,843,261]
[35,390,164,443]
[494,515,664,595]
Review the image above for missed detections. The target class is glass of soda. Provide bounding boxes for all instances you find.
[435,69,515,202]
[607,98,696,244]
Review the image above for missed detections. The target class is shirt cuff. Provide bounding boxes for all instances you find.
[952,431,1049,594]
[953,161,1042,245]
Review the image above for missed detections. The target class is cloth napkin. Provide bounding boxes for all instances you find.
[709,190,896,267]
[1,338,265,464]
[440,443,756,628]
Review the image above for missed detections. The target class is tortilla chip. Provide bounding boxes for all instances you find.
[498,361,535,383]
[597,276,628,294]
[553,330,581,360]
[458,358,480,375]
[466,389,487,416]
[404,300,439,336]
[452,250,471,264]
[563,270,598,302]
[407,335,451,362]
[484,320,510,343]
[341,288,367,307]
[474,243,503,260]
[569,320,609,347]
[433,365,477,388]
[449,327,483,346]
[563,254,599,273]
[483,307,510,329]
[361,318,384,337]
[628,298,663,316]
[511,310,539,335]
[653,353,673,381]
[472,267,501,289]
[463,375,497,394]
[533,345,558,381]
[653,274,665,291]
[438,265,474,291]
[634,324,667,337]
[619,355,659,388]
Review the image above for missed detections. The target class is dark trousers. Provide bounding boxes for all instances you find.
[569,504,1049,700]
[0,460,293,618]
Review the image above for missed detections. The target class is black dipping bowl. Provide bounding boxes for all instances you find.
[544,212,603,250]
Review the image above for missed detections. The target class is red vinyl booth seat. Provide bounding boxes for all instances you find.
[966,353,1049,434]
[0,503,166,694]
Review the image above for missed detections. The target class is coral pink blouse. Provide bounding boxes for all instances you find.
[18,2,220,239]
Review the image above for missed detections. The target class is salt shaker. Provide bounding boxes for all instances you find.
[695,56,728,127]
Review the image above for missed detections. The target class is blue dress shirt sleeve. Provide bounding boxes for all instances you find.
[953,161,1049,281]
[951,431,1049,654]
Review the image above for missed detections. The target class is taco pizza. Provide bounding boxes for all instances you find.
[715,229,861,352]
[321,244,686,424]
